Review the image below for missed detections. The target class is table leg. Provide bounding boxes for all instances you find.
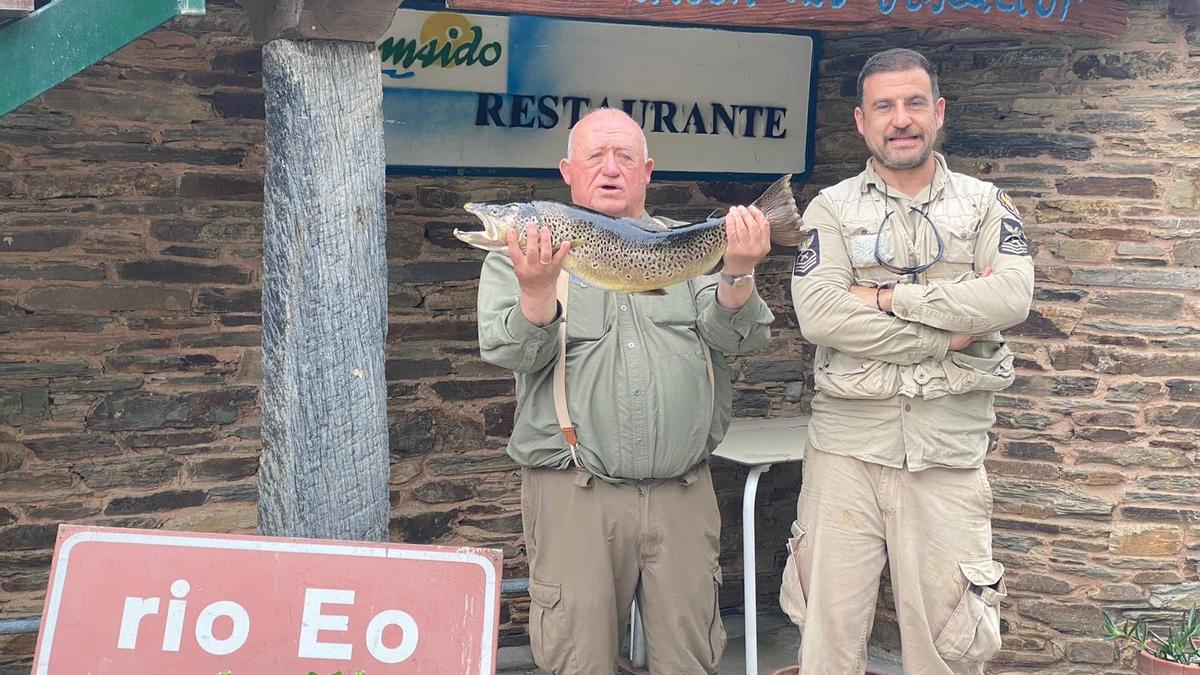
[631,597,646,667]
[743,463,771,675]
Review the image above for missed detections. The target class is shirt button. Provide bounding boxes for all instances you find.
[620,304,628,311]
[627,342,636,349]
[579,282,588,288]
[905,404,913,412]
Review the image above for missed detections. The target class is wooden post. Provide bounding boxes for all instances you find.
[257,38,391,541]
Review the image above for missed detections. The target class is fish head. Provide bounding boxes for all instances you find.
[455,202,533,252]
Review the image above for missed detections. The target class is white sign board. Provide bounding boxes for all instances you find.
[377,9,818,180]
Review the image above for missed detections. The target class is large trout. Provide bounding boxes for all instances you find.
[454,174,805,294]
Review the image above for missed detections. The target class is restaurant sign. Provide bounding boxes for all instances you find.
[377,9,818,180]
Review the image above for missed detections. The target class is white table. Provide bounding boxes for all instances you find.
[712,415,809,675]
[628,416,809,675]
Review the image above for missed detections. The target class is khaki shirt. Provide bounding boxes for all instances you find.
[791,154,1035,470]
[479,215,775,482]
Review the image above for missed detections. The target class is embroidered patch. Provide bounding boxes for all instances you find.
[998,217,1030,257]
[793,231,820,277]
[996,189,1021,220]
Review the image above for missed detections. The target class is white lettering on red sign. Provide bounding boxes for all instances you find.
[116,580,420,663]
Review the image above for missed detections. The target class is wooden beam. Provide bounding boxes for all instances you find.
[237,0,402,43]
[0,0,34,18]
[257,39,391,541]
[446,0,1127,38]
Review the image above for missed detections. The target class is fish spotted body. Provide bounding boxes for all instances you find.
[454,174,804,294]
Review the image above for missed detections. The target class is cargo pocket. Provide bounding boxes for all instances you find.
[779,521,809,627]
[707,566,727,670]
[941,341,1015,395]
[528,578,570,672]
[934,558,1006,663]
[813,348,900,400]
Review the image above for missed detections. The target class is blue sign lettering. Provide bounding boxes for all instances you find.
[474,94,791,141]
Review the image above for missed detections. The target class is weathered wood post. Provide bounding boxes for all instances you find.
[239,1,402,541]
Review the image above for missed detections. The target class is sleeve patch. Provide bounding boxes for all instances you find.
[996,189,1022,220]
[793,231,821,277]
[998,217,1030,257]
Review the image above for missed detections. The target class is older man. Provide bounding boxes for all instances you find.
[477,107,775,674]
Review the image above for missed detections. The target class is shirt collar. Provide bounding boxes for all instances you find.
[861,152,949,206]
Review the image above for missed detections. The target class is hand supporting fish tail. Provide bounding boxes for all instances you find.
[717,205,771,311]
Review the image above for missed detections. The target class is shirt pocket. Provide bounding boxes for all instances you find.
[565,282,611,341]
[645,286,707,358]
[938,210,983,265]
[812,346,901,400]
[940,340,1016,395]
[841,215,893,272]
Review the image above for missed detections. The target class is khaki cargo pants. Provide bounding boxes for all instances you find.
[778,448,1005,675]
[521,464,726,675]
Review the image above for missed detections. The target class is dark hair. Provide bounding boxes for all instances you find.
[857,48,940,105]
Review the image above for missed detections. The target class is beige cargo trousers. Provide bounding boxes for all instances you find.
[779,448,1006,675]
[521,464,726,675]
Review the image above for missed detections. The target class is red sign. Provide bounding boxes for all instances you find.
[33,525,502,675]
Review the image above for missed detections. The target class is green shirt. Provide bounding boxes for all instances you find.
[477,216,775,482]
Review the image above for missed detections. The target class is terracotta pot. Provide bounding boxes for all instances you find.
[770,669,886,675]
[1137,651,1200,675]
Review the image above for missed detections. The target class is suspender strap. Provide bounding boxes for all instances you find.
[551,274,716,469]
[552,272,580,466]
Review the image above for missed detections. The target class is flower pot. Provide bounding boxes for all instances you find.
[1137,651,1200,675]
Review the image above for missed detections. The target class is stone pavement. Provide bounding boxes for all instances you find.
[497,610,904,674]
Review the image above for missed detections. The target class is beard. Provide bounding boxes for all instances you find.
[869,130,934,171]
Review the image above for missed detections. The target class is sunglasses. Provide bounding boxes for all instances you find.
[873,182,944,277]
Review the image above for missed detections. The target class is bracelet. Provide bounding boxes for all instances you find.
[875,286,883,311]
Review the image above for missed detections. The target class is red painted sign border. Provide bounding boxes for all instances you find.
[34,525,501,675]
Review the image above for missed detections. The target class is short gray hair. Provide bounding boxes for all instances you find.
[857,48,940,105]
[566,108,649,162]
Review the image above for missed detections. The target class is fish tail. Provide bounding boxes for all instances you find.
[752,174,805,247]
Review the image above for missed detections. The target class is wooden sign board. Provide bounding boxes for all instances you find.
[447,0,1127,38]
[34,525,502,675]
[379,8,817,180]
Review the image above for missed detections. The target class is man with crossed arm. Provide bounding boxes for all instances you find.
[781,48,1034,674]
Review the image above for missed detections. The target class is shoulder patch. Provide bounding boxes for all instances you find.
[998,217,1030,257]
[996,189,1021,220]
[794,231,821,277]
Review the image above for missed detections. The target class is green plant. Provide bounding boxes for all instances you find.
[1103,606,1200,665]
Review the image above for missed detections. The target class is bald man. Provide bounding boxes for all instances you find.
[477,109,776,673]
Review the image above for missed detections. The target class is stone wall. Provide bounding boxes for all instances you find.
[0,0,1197,671]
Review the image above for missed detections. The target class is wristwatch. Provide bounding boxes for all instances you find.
[719,269,755,288]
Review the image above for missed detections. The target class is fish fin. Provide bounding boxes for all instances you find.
[752,173,806,247]
[707,208,722,220]
[635,288,669,296]
[622,217,665,233]
[569,238,587,249]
